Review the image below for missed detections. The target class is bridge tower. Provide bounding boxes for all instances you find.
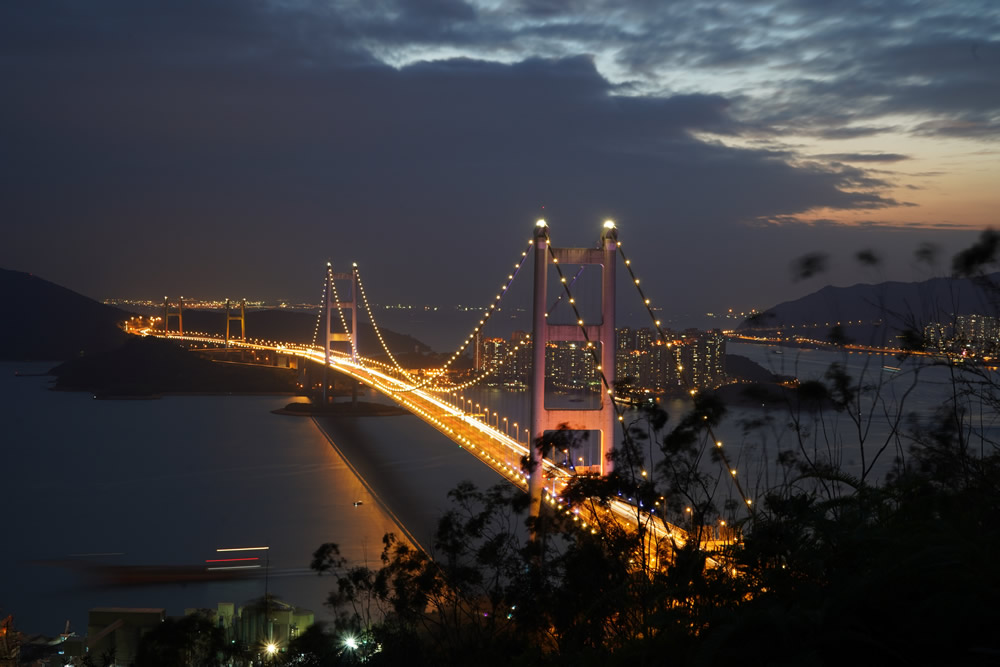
[163,297,183,335]
[528,220,618,518]
[323,263,358,403]
[225,299,246,346]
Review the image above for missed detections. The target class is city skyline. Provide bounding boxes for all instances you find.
[2,1,998,319]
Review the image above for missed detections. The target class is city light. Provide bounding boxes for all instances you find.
[127,219,739,572]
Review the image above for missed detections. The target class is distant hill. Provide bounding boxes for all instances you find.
[50,336,297,395]
[0,268,132,361]
[725,354,791,384]
[0,266,439,364]
[178,308,438,360]
[739,274,1000,346]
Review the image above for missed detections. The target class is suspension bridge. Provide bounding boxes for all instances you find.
[136,221,749,557]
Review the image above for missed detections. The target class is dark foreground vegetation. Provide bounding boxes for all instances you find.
[280,233,1000,666]
[39,234,1000,665]
[295,407,1000,666]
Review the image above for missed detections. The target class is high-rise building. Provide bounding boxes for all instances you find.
[612,327,726,394]
[477,336,509,375]
[506,331,533,384]
[955,314,1000,355]
[496,327,726,394]
[545,341,599,390]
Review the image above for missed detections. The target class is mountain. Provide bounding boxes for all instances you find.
[0,267,437,364]
[0,268,132,361]
[739,274,1000,346]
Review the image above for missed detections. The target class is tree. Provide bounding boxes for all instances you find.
[134,614,226,667]
[310,233,1000,665]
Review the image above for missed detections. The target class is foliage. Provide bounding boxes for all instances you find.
[133,614,227,667]
[95,240,1000,664]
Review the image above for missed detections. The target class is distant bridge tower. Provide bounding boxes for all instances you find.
[323,263,359,402]
[225,299,246,346]
[163,297,183,335]
[528,220,618,518]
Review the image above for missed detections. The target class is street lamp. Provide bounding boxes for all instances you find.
[502,417,508,435]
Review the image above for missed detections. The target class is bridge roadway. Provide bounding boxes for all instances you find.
[151,331,692,557]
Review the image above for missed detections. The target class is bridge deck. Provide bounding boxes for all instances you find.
[138,329,703,561]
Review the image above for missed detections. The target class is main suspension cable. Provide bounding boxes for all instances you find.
[355,265,414,382]
[311,265,331,348]
[616,242,755,518]
[350,240,535,393]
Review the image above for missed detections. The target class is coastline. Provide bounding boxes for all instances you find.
[310,417,427,554]
[310,410,510,556]
[273,401,410,417]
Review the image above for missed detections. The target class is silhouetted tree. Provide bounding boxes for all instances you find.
[134,614,225,667]
[308,234,1000,665]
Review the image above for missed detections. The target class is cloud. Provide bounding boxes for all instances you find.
[816,153,911,163]
[0,0,991,313]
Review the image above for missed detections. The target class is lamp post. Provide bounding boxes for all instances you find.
[503,417,508,436]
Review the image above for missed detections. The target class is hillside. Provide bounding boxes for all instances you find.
[177,308,433,355]
[0,267,441,367]
[177,308,447,367]
[0,268,132,361]
[739,274,1000,346]
[50,336,297,395]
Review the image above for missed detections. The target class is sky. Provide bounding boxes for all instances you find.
[2,0,999,328]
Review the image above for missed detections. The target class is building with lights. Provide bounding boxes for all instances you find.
[232,597,313,655]
[921,313,1000,357]
[476,336,509,374]
[923,322,951,352]
[955,314,1000,355]
[545,341,600,391]
[474,327,726,394]
[181,597,313,658]
[614,328,727,395]
[474,331,532,385]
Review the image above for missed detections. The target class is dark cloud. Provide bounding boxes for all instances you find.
[0,0,991,321]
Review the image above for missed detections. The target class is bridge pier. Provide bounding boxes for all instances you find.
[528,220,618,520]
